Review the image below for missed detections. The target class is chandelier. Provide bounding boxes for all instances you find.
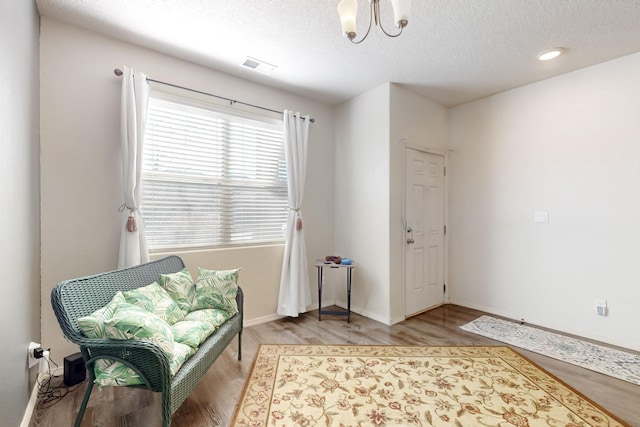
[337,0,412,44]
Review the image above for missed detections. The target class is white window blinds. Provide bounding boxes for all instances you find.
[141,92,287,250]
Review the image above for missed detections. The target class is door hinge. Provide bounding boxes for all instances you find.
[444,166,446,176]
[444,225,447,235]
[443,283,446,293]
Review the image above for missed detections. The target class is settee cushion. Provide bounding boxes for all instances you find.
[93,358,143,388]
[123,282,184,325]
[93,342,195,388]
[192,267,240,314]
[171,308,232,348]
[170,320,217,348]
[183,308,230,325]
[159,268,196,317]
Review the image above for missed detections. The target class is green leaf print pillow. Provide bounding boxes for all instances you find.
[104,302,175,361]
[77,291,128,338]
[123,282,184,325]
[158,268,196,317]
[191,267,240,315]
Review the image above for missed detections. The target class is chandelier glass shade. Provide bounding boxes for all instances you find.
[337,0,411,44]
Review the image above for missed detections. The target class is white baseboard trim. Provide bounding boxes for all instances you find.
[20,367,62,427]
[351,307,395,325]
[332,300,398,325]
[388,314,406,325]
[243,300,404,328]
[20,378,39,427]
[454,301,640,353]
[243,313,285,327]
[243,301,341,327]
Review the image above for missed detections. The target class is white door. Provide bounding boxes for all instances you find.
[405,149,445,317]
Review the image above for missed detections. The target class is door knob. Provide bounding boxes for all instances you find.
[406,226,414,244]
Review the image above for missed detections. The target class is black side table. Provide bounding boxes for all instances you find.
[315,260,356,322]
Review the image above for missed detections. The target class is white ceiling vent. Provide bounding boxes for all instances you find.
[240,56,277,75]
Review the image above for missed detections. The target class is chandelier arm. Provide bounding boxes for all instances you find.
[379,23,404,38]
[349,0,375,44]
[373,0,380,26]
[377,0,404,38]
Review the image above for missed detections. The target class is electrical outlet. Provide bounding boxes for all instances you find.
[28,341,41,368]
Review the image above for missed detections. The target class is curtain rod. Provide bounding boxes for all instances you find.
[114,68,315,123]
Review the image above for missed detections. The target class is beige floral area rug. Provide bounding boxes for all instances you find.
[231,345,629,427]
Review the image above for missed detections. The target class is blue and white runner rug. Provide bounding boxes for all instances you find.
[460,315,640,386]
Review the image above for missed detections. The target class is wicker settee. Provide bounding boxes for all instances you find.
[50,255,243,427]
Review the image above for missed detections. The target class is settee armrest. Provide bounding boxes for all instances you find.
[236,286,244,314]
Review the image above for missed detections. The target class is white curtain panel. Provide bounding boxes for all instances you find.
[117,66,150,269]
[277,111,311,317]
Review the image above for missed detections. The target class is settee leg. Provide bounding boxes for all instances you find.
[74,381,94,427]
[162,392,171,427]
[237,331,242,361]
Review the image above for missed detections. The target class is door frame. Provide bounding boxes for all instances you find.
[402,145,449,317]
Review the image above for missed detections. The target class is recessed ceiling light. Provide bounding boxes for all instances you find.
[537,48,564,61]
[240,56,277,75]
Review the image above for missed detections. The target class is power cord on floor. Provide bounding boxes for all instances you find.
[36,352,85,409]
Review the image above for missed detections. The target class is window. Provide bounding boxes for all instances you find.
[141,91,287,250]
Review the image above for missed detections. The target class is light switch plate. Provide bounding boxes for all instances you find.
[534,211,549,223]
[595,299,607,316]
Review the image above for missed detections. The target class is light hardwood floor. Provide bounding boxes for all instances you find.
[29,305,640,426]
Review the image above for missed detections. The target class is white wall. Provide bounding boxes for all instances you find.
[448,52,640,351]
[38,14,640,369]
[151,245,285,325]
[40,18,335,359]
[333,84,449,325]
[0,0,41,425]
[334,84,391,323]
[389,84,449,322]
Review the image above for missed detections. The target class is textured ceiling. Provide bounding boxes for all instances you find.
[36,0,640,107]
